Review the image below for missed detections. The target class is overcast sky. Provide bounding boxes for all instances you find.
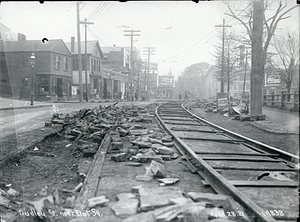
[0,1,299,78]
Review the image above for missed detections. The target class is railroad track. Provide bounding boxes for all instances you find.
[155,101,299,222]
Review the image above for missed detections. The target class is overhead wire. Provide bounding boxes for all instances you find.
[163,28,217,63]
[79,2,87,12]
[87,27,117,52]
[88,2,109,20]
[86,2,105,20]
[92,2,115,21]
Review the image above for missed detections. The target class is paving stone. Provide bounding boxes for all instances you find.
[125,162,143,167]
[131,141,152,148]
[127,148,138,157]
[6,188,19,196]
[112,198,139,217]
[139,187,184,211]
[63,195,75,208]
[111,142,124,150]
[73,182,83,192]
[131,155,163,163]
[148,138,163,144]
[0,194,11,209]
[130,129,149,136]
[87,195,109,208]
[152,146,174,155]
[142,117,153,123]
[117,193,136,200]
[64,135,76,141]
[187,192,229,207]
[169,197,195,206]
[51,119,64,124]
[151,204,182,219]
[111,135,121,142]
[27,195,54,213]
[121,123,132,129]
[122,212,156,222]
[157,178,179,185]
[150,160,166,178]
[161,136,173,143]
[91,135,102,143]
[111,153,128,162]
[52,189,63,205]
[70,129,82,136]
[82,149,97,157]
[181,203,209,222]
[129,124,144,130]
[136,174,153,182]
[162,142,174,147]
[116,127,129,137]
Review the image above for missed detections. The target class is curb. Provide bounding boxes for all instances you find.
[248,122,298,135]
[0,104,53,111]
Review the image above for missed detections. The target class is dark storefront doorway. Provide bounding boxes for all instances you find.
[103,78,108,99]
[57,78,63,97]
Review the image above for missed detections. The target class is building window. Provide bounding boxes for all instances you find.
[62,79,67,95]
[97,60,100,71]
[22,78,29,86]
[40,78,49,94]
[63,57,68,71]
[51,78,57,94]
[91,59,95,71]
[53,54,60,70]
[72,58,78,70]
[22,54,25,66]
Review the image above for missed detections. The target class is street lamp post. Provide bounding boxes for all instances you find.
[30,53,36,106]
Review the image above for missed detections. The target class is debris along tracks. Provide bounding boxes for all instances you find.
[156,101,299,222]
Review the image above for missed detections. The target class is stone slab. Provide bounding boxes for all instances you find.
[111,198,139,217]
[139,187,184,211]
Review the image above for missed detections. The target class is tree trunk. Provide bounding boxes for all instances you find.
[250,0,264,116]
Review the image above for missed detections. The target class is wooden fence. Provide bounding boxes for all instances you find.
[263,91,299,111]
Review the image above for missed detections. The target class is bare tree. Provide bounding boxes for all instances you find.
[225,0,299,75]
[214,30,240,93]
[273,33,299,95]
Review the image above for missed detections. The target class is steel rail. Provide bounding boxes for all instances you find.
[181,104,299,164]
[156,102,277,222]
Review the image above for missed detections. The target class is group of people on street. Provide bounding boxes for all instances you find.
[179,90,189,101]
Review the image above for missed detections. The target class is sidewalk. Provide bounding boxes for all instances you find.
[250,106,299,135]
[0,97,53,111]
[1,97,298,135]
[0,97,158,111]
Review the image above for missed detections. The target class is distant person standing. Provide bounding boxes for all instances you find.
[179,90,182,101]
[184,91,188,100]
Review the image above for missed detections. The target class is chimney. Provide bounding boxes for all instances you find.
[18,33,26,41]
[71,37,75,52]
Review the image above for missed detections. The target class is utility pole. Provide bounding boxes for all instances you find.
[124,29,141,101]
[251,0,264,116]
[143,47,155,100]
[76,1,83,102]
[137,59,141,99]
[80,18,94,102]
[215,18,232,93]
[243,50,248,99]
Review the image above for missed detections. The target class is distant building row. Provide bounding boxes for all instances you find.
[0,34,164,101]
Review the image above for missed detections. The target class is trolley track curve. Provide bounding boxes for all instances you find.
[155,101,299,222]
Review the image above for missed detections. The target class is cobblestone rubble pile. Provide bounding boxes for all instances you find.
[186,100,260,121]
[2,102,250,222]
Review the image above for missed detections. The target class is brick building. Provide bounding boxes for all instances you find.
[0,39,73,101]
